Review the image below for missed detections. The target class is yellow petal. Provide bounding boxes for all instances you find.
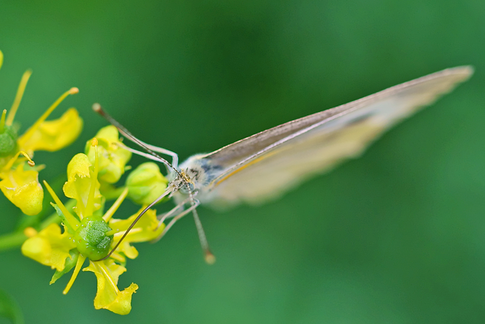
[17,88,79,150]
[63,153,102,218]
[110,208,164,242]
[103,283,138,315]
[0,163,43,215]
[66,153,91,181]
[0,50,3,69]
[85,126,131,184]
[19,108,83,155]
[21,223,76,271]
[83,260,138,315]
[109,208,165,260]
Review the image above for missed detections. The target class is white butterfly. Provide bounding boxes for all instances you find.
[94,66,473,262]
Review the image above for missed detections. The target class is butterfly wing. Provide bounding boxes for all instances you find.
[188,66,473,207]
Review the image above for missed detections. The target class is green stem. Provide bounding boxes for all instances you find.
[0,109,6,133]
[0,231,27,252]
[0,199,76,252]
[40,211,64,230]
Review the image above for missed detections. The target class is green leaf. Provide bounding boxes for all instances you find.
[0,289,24,324]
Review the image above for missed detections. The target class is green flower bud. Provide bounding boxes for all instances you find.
[74,216,113,260]
[126,162,168,205]
[0,125,18,157]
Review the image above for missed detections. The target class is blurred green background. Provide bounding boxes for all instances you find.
[1,0,484,323]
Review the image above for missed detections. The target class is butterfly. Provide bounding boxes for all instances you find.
[94,66,473,262]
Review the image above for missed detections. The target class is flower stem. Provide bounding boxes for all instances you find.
[0,199,76,252]
[0,109,6,133]
[0,231,27,252]
[103,187,128,222]
[6,70,32,126]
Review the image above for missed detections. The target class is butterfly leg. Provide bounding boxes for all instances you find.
[152,197,200,243]
[156,197,192,222]
[154,195,215,264]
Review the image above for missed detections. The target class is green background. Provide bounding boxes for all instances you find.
[1,1,484,323]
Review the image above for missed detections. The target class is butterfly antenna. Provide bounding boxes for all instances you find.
[92,103,181,177]
[92,104,212,262]
[94,188,172,262]
[188,190,216,264]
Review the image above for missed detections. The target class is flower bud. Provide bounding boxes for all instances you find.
[126,162,168,205]
[0,125,18,157]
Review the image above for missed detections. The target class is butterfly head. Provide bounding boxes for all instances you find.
[167,168,196,194]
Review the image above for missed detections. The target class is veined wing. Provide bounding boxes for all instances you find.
[191,67,473,207]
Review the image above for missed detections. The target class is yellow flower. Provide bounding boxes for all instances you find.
[0,162,43,215]
[85,126,132,184]
[21,223,76,271]
[83,260,139,315]
[0,49,83,215]
[21,142,165,315]
[19,108,82,153]
[63,153,103,218]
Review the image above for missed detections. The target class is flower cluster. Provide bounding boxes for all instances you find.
[0,48,171,315]
[0,49,82,215]
[21,127,170,314]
